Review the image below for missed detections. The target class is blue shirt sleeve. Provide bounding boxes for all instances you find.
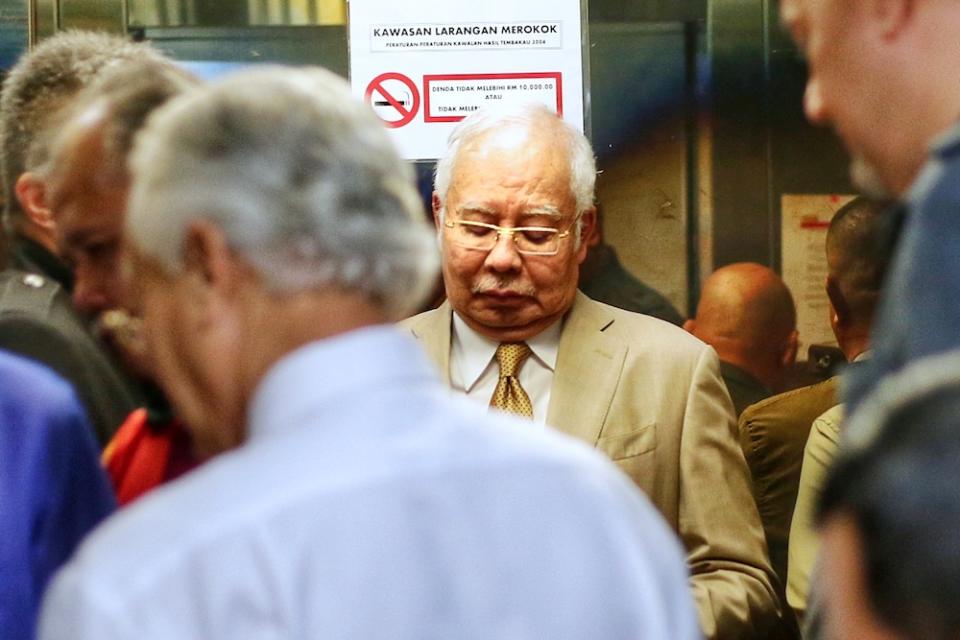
[0,352,116,640]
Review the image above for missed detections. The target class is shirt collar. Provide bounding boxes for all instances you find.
[246,325,436,443]
[451,311,561,392]
[929,120,960,156]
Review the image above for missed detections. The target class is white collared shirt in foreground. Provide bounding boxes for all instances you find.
[39,326,700,640]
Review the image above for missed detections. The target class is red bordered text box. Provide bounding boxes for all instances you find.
[423,72,563,123]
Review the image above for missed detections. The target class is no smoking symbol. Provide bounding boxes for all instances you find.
[365,72,420,128]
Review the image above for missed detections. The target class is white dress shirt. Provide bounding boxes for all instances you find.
[450,311,560,422]
[39,325,700,640]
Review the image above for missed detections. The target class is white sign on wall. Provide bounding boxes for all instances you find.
[349,0,586,160]
[781,194,857,351]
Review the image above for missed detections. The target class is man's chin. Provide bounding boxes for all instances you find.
[850,155,892,199]
[461,306,538,339]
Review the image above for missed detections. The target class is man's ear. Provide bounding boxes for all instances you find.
[181,220,242,302]
[14,172,54,231]
[431,192,444,229]
[826,276,850,329]
[782,329,800,369]
[870,0,915,41]
[575,206,597,264]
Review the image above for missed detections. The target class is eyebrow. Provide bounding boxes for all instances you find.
[522,205,563,220]
[456,202,498,217]
[455,202,565,222]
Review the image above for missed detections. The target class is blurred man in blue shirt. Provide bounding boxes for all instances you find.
[0,350,115,640]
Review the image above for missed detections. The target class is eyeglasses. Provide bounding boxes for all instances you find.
[443,218,576,256]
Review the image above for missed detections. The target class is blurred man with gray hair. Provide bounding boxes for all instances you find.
[38,67,700,639]
[401,102,783,639]
[0,31,167,443]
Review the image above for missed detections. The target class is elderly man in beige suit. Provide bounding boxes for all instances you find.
[400,103,784,639]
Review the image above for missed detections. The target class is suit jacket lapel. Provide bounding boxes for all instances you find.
[405,301,453,383]
[547,292,627,444]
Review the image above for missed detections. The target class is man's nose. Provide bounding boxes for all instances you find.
[803,77,827,125]
[483,231,523,272]
[71,270,111,318]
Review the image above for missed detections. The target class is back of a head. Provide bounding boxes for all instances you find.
[825,197,894,328]
[128,66,438,319]
[692,262,797,364]
[0,30,165,226]
[819,353,960,640]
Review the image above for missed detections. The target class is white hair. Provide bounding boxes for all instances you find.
[433,103,596,242]
[128,66,438,319]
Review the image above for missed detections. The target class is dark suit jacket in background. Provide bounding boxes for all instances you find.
[721,361,773,417]
[578,243,685,325]
[0,252,140,445]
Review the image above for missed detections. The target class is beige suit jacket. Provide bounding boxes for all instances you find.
[400,293,783,640]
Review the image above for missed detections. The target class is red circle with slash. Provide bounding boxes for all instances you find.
[365,72,420,128]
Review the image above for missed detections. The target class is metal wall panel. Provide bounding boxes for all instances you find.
[58,0,124,32]
[33,0,56,39]
[592,0,704,22]
[707,0,851,271]
[0,0,28,66]
[128,0,346,26]
[592,23,692,315]
[708,0,771,267]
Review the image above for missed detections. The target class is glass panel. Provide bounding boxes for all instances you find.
[0,0,29,68]
[127,0,346,27]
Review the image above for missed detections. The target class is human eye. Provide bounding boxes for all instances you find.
[82,239,120,265]
[460,221,495,237]
[520,227,556,244]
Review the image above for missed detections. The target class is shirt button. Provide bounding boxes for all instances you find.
[22,274,45,288]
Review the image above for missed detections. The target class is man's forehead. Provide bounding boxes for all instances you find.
[49,116,111,207]
[455,136,569,180]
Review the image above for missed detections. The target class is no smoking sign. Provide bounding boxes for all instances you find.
[365,72,420,128]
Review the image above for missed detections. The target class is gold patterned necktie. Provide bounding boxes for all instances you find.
[490,342,534,418]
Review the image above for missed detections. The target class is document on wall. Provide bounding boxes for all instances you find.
[348,0,587,160]
[781,194,856,352]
